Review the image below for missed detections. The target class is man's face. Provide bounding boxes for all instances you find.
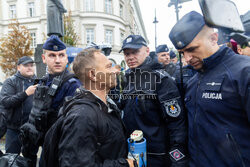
[42,49,68,74]
[179,27,219,70]
[157,52,170,66]
[17,63,34,78]
[238,45,250,56]
[179,37,210,70]
[123,46,149,69]
[94,52,120,90]
[171,57,178,64]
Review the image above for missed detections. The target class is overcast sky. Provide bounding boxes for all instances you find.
[137,0,250,51]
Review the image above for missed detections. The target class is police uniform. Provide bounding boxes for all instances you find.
[169,11,250,166]
[20,35,81,167]
[120,35,188,167]
[156,45,177,78]
[41,35,82,127]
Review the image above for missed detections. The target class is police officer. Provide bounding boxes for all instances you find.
[169,50,178,65]
[156,44,177,77]
[120,35,188,167]
[41,35,82,115]
[21,35,82,167]
[169,11,250,166]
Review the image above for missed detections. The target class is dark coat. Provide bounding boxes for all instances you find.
[0,72,35,130]
[185,46,250,167]
[121,57,188,166]
[43,88,129,167]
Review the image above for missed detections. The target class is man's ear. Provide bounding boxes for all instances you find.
[237,45,243,55]
[146,47,150,55]
[210,32,218,45]
[88,68,96,82]
[42,54,46,64]
[17,65,20,71]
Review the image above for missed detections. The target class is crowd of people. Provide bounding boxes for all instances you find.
[0,9,249,167]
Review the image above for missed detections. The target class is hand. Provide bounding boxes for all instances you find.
[126,159,135,167]
[25,85,38,96]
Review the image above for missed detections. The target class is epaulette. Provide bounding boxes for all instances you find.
[153,69,171,79]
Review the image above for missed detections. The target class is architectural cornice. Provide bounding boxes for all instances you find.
[72,11,126,26]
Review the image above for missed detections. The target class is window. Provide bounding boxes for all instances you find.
[120,32,124,45]
[119,4,123,18]
[105,29,113,45]
[30,33,36,48]
[84,0,94,11]
[86,28,94,45]
[9,5,16,19]
[28,2,35,17]
[104,0,112,14]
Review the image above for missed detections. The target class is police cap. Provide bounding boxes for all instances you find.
[169,11,205,50]
[119,35,147,53]
[156,44,169,54]
[170,50,177,59]
[43,35,66,51]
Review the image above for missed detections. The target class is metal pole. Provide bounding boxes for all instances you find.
[153,8,158,50]
[155,20,157,49]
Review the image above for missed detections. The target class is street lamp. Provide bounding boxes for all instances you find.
[168,0,192,22]
[153,9,159,50]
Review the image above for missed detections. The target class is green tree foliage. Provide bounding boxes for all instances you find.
[0,20,33,77]
[63,11,79,46]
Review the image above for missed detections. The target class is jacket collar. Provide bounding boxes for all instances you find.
[74,87,119,114]
[202,45,229,71]
[126,56,164,75]
[15,71,35,81]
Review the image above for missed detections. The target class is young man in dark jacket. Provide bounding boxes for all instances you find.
[43,48,134,167]
[169,11,250,167]
[0,56,37,153]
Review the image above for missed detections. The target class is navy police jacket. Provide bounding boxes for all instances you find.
[121,57,187,165]
[185,46,250,167]
[46,72,82,111]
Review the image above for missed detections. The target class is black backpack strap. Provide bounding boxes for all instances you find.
[61,73,77,86]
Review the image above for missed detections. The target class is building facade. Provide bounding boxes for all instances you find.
[0,0,147,80]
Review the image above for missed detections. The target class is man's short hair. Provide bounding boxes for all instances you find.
[73,48,100,83]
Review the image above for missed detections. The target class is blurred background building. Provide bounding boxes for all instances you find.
[0,0,148,80]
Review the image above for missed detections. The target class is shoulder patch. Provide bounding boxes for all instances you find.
[163,99,181,117]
